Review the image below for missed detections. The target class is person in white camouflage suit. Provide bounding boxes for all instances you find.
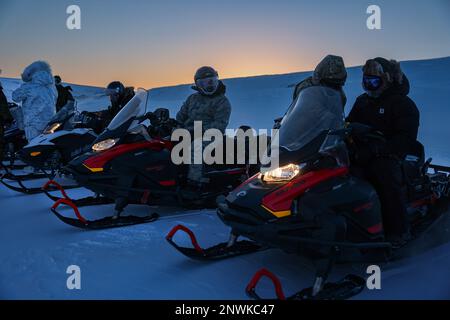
[12,61,57,142]
[176,66,232,186]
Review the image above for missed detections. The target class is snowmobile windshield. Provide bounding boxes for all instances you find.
[106,88,148,132]
[276,86,345,152]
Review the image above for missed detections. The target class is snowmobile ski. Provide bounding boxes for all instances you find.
[1,169,48,181]
[0,174,79,195]
[42,180,114,207]
[50,198,160,230]
[166,224,266,260]
[245,268,365,300]
[1,161,28,171]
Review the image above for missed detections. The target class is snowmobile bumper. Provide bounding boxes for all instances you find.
[216,197,391,260]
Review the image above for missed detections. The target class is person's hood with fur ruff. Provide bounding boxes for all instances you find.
[21,61,53,85]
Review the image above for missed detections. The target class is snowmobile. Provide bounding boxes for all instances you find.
[49,89,263,230]
[0,103,102,194]
[1,103,28,170]
[166,121,450,300]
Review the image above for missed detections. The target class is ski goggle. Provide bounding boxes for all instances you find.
[363,75,383,91]
[105,87,122,96]
[196,76,219,94]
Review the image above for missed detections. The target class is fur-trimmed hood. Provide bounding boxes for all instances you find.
[21,61,53,83]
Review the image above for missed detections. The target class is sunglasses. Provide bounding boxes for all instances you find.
[363,75,382,91]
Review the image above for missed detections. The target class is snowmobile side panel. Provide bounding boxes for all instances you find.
[82,139,172,172]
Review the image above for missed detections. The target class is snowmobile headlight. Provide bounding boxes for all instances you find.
[44,123,61,134]
[262,163,301,182]
[92,138,119,152]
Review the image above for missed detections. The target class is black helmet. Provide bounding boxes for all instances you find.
[106,81,125,95]
[194,66,218,81]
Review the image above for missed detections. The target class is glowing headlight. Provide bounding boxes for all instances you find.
[262,163,301,182]
[92,138,119,152]
[44,123,61,134]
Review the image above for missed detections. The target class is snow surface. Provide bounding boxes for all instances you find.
[1,56,450,299]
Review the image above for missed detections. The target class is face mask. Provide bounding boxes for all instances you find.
[196,76,219,95]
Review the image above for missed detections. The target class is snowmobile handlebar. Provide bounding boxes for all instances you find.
[328,123,386,144]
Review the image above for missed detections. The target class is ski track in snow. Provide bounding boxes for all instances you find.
[1,57,450,299]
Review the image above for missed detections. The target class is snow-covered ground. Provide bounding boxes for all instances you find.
[1,56,450,299]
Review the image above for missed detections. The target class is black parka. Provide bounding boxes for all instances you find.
[346,75,420,158]
[55,84,74,112]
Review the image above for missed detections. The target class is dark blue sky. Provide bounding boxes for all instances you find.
[1,0,449,88]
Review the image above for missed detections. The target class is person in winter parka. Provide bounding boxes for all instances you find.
[54,75,74,112]
[346,57,420,247]
[274,55,347,130]
[277,55,348,152]
[12,61,57,142]
[176,66,232,186]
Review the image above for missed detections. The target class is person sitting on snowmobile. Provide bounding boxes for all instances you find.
[54,75,75,113]
[0,79,14,162]
[273,55,347,130]
[176,66,232,187]
[81,81,135,134]
[346,57,420,247]
[12,61,57,142]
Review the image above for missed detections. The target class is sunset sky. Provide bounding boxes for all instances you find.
[1,0,449,89]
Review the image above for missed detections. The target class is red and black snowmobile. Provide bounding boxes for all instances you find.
[49,89,262,230]
[167,119,450,300]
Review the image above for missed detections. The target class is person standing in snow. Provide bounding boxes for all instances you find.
[176,66,232,187]
[54,75,74,112]
[12,61,57,142]
[0,78,14,162]
[346,57,420,247]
